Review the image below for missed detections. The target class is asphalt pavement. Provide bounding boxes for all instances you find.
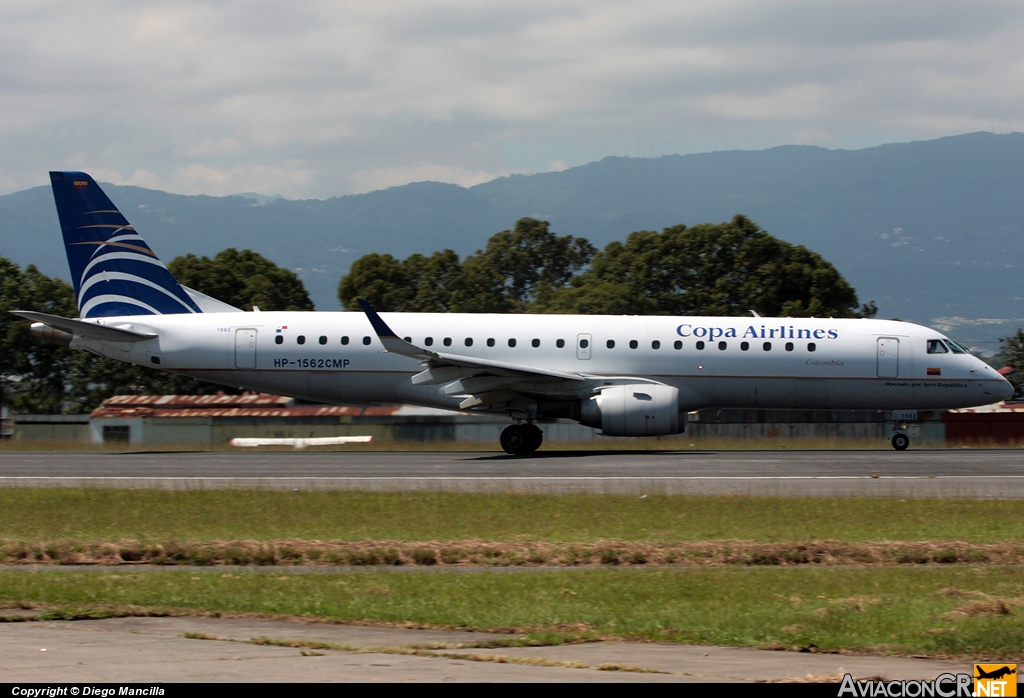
[1,449,1022,496]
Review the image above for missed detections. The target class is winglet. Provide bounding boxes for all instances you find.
[357,298,399,338]
[357,298,435,359]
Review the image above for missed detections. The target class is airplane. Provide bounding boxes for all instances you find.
[11,171,1015,454]
[975,666,1016,681]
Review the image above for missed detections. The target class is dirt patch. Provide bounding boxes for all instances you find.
[944,600,1014,618]
[2,539,1024,568]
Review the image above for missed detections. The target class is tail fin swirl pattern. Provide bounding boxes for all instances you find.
[49,171,201,318]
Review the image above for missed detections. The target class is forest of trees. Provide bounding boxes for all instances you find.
[339,216,876,318]
[4,215,1022,413]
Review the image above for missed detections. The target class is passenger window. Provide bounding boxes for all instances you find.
[718,341,727,350]
[487,338,495,347]
[341,336,349,345]
[580,339,589,349]
[275,335,283,345]
[508,338,517,347]
[362,336,371,345]
[674,340,682,350]
[740,341,749,351]
[696,341,705,350]
[532,339,540,348]
[443,337,452,347]
[424,337,433,346]
[318,335,327,345]
[404,337,412,343]
[606,339,615,349]
[629,340,638,349]
[556,339,565,348]
[785,342,794,351]
[763,342,772,351]
[465,338,473,347]
[297,335,306,345]
[652,340,660,350]
[927,340,947,354]
[808,343,816,352]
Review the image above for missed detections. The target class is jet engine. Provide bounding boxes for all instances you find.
[579,384,686,436]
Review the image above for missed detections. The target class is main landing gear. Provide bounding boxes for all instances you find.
[500,423,544,455]
[891,432,910,451]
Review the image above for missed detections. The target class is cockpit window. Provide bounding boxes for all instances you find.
[944,339,967,354]
[927,339,948,354]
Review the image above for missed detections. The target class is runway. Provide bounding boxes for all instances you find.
[1,449,1023,496]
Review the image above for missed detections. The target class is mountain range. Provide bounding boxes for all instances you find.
[2,131,1022,352]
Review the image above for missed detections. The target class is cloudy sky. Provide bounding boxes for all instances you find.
[1,0,1022,199]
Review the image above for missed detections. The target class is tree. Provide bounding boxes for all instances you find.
[468,218,595,309]
[999,329,1024,400]
[0,258,78,413]
[337,253,411,311]
[538,215,869,317]
[337,218,594,312]
[169,248,314,311]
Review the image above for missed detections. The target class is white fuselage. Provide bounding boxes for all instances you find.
[71,312,1013,415]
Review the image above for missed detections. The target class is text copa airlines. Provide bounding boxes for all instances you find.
[676,324,840,340]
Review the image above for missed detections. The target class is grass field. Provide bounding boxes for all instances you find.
[2,567,1022,658]
[3,488,1021,658]
[2,490,1024,543]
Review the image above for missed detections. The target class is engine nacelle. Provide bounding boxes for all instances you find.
[579,384,685,436]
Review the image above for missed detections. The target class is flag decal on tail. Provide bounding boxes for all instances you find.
[49,171,202,318]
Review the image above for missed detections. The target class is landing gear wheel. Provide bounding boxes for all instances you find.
[500,424,543,455]
[891,433,910,451]
[523,423,543,452]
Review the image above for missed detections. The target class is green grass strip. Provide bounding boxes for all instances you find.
[2,489,1024,543]
[2,567,1022,658]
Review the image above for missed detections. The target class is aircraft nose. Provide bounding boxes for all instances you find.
[996,378,1016,402]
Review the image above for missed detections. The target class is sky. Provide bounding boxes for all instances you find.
[1,0,1023,199]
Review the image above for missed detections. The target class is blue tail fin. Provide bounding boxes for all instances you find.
[49,171,201,318]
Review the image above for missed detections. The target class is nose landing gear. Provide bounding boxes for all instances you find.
[500,423,544,455]
[891,432,910,451]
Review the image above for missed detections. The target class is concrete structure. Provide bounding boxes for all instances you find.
[11,414,90,442]
[88,393,602,446]
[4,392,1017,447]
[687,408,947,443]
[946,401,1024,444]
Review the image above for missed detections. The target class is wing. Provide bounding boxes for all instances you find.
[357,299,586,410]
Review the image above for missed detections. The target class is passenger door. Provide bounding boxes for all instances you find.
[876,337,899,378]
[576,333,592,360]
[235,329,257,369]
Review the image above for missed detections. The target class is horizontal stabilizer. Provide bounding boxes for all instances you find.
[10,310,157,343]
